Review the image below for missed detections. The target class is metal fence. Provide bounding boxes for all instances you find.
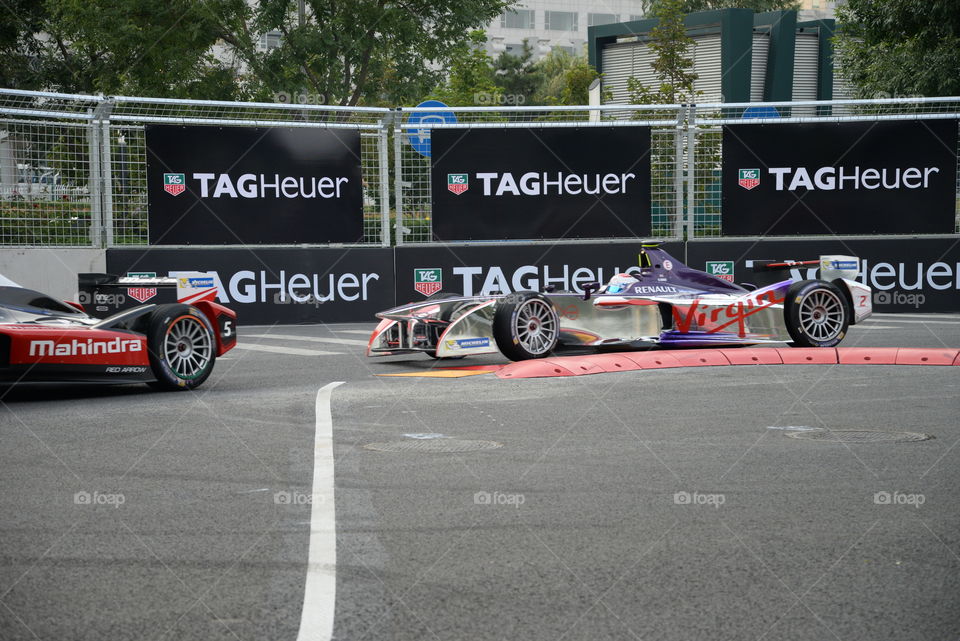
[0,89,391,247]
[392,104,687,243]
[1,89,958,248]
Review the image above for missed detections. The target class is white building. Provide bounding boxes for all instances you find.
[484,1,652,60]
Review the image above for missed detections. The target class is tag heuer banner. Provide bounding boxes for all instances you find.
[430,127,652,240]
[146,125,363,244]
[721,119,958,235]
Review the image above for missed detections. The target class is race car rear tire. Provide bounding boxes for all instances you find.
[493,292,559,361]
[146,304,217,390]
[784,280,850,348]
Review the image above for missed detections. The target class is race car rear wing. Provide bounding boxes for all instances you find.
[745,256,861,287]
[78,272,220,318]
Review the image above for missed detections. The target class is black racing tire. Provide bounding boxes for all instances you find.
[784,280,850,348]
[492,292,559,361]
[146,304,217,390]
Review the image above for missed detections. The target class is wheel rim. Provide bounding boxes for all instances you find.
[514,299,557,355]
[798,289,845,341]
[164,316,213,379]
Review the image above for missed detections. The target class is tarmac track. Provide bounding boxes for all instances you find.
[1,313,958,641]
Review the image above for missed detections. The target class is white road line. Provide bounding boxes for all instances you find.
[233,344,339,356]
[864,316,960,325]
[871,313,960,320]
[245,333,367,346]
[331,329,375,335]
[296,381,344,641]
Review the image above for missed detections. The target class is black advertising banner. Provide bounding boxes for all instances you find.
[430,127,651,240]
[106,247,395,323]
[394,241,683,304]
[687,238,960,312]
[722,119,958,235]
[146,125,363,245]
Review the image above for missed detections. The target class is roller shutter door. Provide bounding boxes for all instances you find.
[601,33,722,104]
[793,32,820,113]
[750,32,770,102]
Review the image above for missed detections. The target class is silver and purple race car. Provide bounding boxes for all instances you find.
[367,243,873,362]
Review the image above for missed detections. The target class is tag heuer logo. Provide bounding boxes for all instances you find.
[127,287,157,303]
[738,168,760,190]
[414,268,442,296]
[706,261,735,283]
[163,173,186,196]
[447,173,468,195]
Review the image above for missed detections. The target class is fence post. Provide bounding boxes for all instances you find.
[86,107,103,248]
[685,104,696,240]
[90,100,114,247]
[377,113,392,248]
[98,100,115,247]
[673,106,685,240]
[393,109,405,246]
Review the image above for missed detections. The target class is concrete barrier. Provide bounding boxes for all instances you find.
[0,248,106,301]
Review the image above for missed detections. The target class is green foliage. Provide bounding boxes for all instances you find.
[627,0,699,105]
[12,0,246,97]
[531,48,603,106]
[0,0,510,103]
[835,0,960,98]
[431,31,501,107]
[233,0,510,106]
[646,0,799,13]
[492,40,543,105]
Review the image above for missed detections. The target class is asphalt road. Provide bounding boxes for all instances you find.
[1,313,958,641]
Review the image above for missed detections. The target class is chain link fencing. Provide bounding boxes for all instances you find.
[1,90,957,248]
[688,97,960,238]
[393,104,686,244]
[0,89,391,247]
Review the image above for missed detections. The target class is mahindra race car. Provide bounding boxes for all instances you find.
[367,244,873,361]
[0,273,236,390]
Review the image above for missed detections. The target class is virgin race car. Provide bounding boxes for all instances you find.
[0,273,236,390]
[367,243,873,361]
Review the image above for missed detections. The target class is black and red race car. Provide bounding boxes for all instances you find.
[0,273,236,390]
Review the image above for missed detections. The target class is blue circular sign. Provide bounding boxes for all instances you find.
[406,100,457,158]
[742,106,780,119]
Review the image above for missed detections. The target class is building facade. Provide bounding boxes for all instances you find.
[483,1,651,60]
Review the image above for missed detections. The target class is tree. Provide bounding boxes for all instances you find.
[226,0,510,106]
[646,0,799,14]
[0,0,511,104]
[431,30,501,106]
[834,0,960,98]
[3,0,246,98]
[492,40,543,106]
[531,48,602,106]
[627,0,699,105]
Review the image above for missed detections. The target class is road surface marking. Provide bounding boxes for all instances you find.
[233,344,338,356]
[296,381,344,641]
[245,333,367,346]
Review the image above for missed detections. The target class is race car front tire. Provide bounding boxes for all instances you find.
[784,280,850,348]
[146,304,217,390]
[493,292,559,361]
